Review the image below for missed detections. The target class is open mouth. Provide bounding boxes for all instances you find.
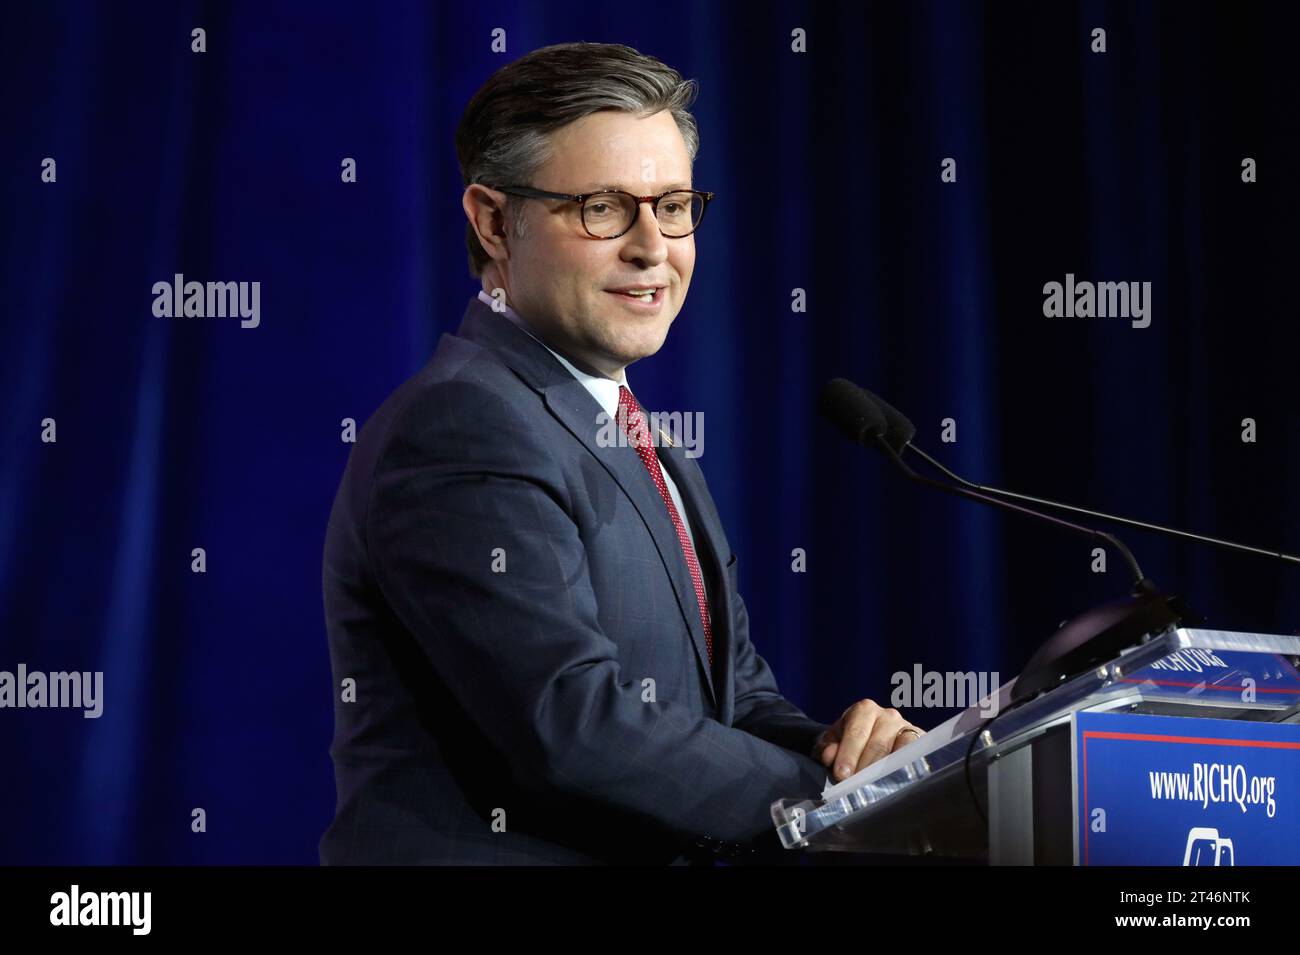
[606,287,665,306]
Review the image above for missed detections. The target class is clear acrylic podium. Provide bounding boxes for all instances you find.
[771,628,1300,864]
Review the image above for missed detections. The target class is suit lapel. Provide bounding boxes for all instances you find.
[455,296,719,707]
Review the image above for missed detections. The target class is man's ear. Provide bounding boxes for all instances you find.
[463,184,512,264]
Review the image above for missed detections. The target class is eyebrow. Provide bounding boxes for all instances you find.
[583,182,693,193]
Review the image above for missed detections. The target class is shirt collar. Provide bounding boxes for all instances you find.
[477,289,627,421]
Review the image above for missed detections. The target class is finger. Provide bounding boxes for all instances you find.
[817,740,839,768]
[890,724,924,753]
[854,711,908,773]
[832,705,881,781]
[811,726,839,763]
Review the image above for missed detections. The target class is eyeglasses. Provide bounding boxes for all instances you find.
[488,184,715,239]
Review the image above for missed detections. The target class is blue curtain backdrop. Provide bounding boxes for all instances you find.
[2,0,1296,863]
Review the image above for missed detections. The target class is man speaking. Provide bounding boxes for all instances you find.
[320,41,921,865]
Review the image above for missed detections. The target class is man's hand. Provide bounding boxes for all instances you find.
[812,700,925,783]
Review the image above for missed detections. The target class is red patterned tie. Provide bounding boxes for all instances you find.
[617,385,713,667]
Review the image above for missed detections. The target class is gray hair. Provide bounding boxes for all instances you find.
[456,42,701,279]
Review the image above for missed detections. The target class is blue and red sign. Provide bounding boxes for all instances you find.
[1073,710,1300,865]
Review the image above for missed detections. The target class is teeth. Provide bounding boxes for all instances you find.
[622,289,655,299]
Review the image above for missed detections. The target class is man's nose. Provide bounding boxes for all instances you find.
[620,201,669,264]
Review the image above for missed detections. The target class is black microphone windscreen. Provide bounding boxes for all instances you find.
[819,378,887,447]
[857,387,916,453]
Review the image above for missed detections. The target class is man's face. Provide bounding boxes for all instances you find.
[488,109,696,380]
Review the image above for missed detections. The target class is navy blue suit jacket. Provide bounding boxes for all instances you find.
[320,294,829,864]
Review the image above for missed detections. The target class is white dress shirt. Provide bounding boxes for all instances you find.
[476,290,707,599]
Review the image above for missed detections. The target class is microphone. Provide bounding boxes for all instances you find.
[818,377,1197,702]
[818,377,889,447]
[870,388,915,455]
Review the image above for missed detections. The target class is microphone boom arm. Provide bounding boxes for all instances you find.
[902,442,1300,567]
[874,437,1149,587]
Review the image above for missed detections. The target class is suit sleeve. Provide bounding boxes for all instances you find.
[729,581,832,758]
[365,378,826,845]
